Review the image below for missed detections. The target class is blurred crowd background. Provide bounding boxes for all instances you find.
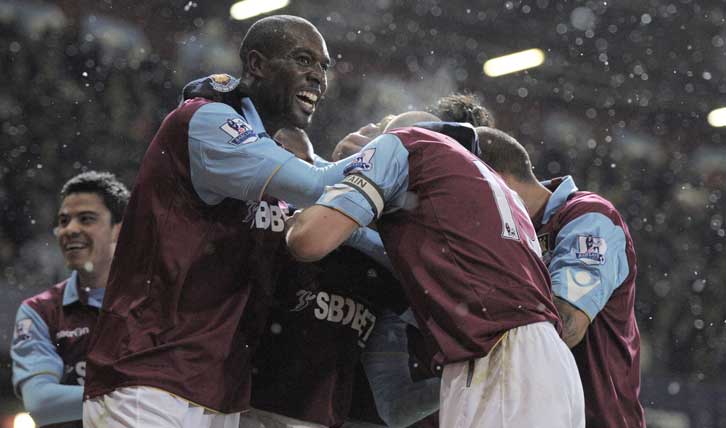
[1,0,725,426]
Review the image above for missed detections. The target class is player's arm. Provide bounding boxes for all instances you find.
[554,297,591,347]
[361,311,440,428]
[345,227,394,272]
[548,211,630,347]
[11,304,83,425]
[187,102,359,208]
[286,206,360,262]
[286,134,410,261]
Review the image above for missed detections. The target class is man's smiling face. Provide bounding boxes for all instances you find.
[256,23,330,130]
[56,192,119,275]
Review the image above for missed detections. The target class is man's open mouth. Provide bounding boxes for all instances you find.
[296,90,319,114]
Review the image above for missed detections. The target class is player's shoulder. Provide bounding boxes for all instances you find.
[175,96,236,117]
[563,191,623,225]
[182,73,240,101]
[176,74,243,117]
[170,97,244,137]
[21,280,68,315]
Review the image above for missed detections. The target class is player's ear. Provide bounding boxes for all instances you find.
[111,222,122,243]
[247,50,269,79]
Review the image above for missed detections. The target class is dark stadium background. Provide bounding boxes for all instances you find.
[1,0,725,426]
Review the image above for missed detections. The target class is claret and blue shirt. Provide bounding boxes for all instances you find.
[11,271,104,427]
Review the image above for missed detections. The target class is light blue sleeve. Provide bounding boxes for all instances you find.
[188,102,357,207]
[265,150,360,208]
[344,227,393,272]
[20,375,83,426]
[312,154,332,167]
[316,134,410,227]
[188,102,295,204]
[361,311,440,428]
[11,304,63,395]
[549,212,630,320]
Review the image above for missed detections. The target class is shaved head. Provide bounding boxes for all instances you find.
[239,15,323,72]
[475,126,537,183]
[384,111,441,132]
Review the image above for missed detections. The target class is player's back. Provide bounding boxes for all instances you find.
[84,98,287,413]
[378,127,560,365]
[540,187,644,427]
[251,246,404,426]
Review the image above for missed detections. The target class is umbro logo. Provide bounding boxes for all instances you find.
[56,327,90,340]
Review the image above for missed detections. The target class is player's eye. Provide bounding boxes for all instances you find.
[80,214,97,224]
[58,216,69,227]
[296,55,312,66]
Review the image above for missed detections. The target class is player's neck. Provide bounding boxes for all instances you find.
[513,181,552,218]
[239,78,284,137]
[76,268,109,290]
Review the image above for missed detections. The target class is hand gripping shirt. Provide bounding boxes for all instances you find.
[536,176,644,428]
[316,125,560,365]
[11,271,103,428]
[84,92,351,413]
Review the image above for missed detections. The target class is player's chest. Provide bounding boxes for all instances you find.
[51,308,98,362]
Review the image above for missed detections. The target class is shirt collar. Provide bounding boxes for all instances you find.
[62,271,105,308]
[540,175,578,225]
[240,98,270,138]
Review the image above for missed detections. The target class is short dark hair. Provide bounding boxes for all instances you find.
[476,127,537,183]
[239,15,317,73]
[60,171,130,224]
[429,93,496,128]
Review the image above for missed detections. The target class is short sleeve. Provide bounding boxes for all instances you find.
[316,134,410,227]
[548,212,630,320]
[11,304,64,396]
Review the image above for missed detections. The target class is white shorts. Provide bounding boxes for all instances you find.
[439,322,585,428]
[238,409,326,428]
[83,386,240,428]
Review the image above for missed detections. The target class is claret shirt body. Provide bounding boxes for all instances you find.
[11,272,103,428]
[84,96,292,413]
[317,125,560,365]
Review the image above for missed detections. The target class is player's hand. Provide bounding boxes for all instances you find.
[331,123,381,161]
[284,209,302,236]
[275,128,314,164]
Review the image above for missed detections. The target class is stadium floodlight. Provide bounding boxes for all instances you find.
[707,107,726,127]
[230,0,290,21]
[483,48,546,77]
[13,413,35,428]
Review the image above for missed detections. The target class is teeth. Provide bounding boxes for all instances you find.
[296,91,319,103]
[66,243,85,250]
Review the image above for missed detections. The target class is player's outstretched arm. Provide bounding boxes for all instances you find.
[187,100,361,208]
[286,205,360,262]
